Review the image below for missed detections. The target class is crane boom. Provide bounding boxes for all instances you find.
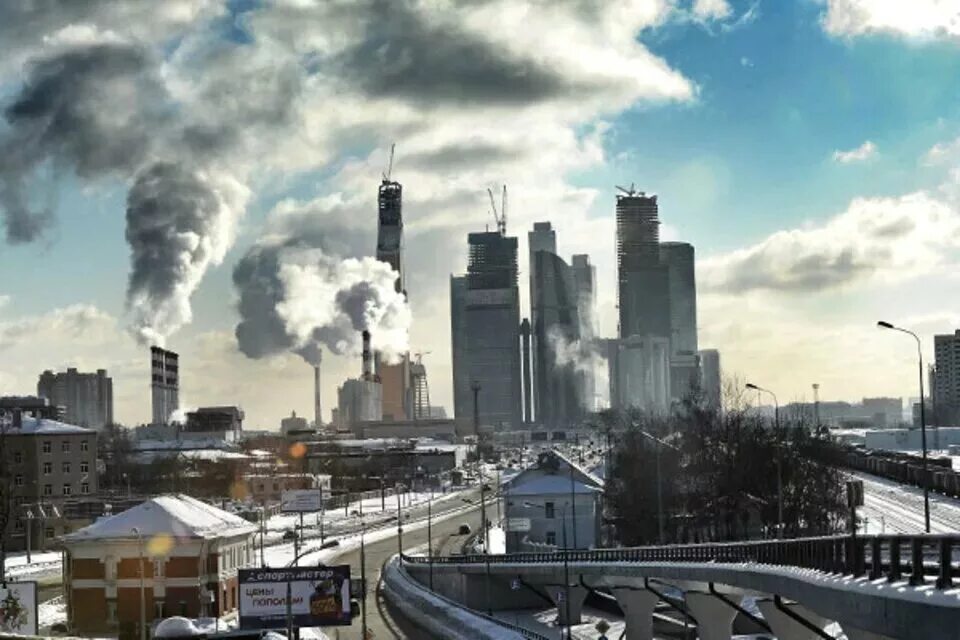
[383,143,396,182]
[500,185,507,236]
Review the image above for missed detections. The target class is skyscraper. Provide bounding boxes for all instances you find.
[150,346,179,425]
[571,254,597,411]
[933,330,960,425]
[532,248,582,427]
[450,231,522,428]
[375,175,411,420]
[616,192,671,339]
[661,242,697,355]
[607,335,671,413]
[37,368,113,429]
[698,349,721,410]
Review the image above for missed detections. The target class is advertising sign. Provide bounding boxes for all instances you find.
[239,566,351,629]
[0,581,38,636]
[281,489,323,513]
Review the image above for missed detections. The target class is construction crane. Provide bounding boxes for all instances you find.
[615,183,639,197]
[382,143,396,182]
[486,184,507,236]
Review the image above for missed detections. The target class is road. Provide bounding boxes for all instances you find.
[318,489,486,639]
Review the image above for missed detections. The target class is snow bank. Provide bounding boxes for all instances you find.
[381,555,526,640]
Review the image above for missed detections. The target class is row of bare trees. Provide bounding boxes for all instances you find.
[592,388,848,546]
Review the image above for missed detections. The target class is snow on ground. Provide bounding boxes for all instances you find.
[38,595,67,629]
[487,526,506,554]
[4,551,61,579]
[851,470,960,534]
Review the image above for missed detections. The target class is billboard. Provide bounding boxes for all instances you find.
[239,566,351,629]
[281,489,323,513]
[0,582,38,636]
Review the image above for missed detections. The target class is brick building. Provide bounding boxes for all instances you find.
[61,494,255,638]
[1,408,98,551]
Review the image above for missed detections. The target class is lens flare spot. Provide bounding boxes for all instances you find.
[289,442,306,459]
[147,533,174,556]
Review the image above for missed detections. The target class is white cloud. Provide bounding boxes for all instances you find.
[692,0,733,21]
[833,140,877,163]
[924,136,960,165]
[740,56,754,67]
[701,191,960,293]
[821,0,960,39]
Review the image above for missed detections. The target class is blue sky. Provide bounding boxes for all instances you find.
[1,0,960,427]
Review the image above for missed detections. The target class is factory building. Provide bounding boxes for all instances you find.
[37,367,113,430]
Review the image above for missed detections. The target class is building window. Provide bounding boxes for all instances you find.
[179,602,187,617]
[107,602,117,624]
[154,559,163,577]
[62,484,71,496]
[13,451,21,464]
[43,462,52,475]
[80,440,89,452]
[544,502,555,519]
[62,441,70,453]
[80,461,89,473]
[14,475,23,487]
[14,519,23,531]
[45,527,55,538]
[545,531,557,545]
[42,441,51,454]
[43,484,52,496]
[81,483,90,495]
[62,462,71,474]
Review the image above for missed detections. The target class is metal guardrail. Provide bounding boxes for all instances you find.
[402,534,960,590]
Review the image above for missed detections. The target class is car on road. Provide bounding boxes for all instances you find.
[319,539,339,549]
[282,529,297,541]
[458,523,472,535]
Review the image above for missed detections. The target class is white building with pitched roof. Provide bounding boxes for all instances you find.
[61,494,256,638]
[502,449,603,551]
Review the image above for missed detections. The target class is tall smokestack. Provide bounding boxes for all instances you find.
[314,361,322,430]
[362,330,373,380]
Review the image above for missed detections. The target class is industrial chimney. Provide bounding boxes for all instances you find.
[313,354,322,431]
[361,330,373,381]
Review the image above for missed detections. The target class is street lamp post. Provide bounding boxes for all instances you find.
[525,501,572,638]
[427,497,434,591]
[131,527,146,640]
[878,320,931,532]
[634,428,680,545]
[746,383,783,538]
[396,483,404,557]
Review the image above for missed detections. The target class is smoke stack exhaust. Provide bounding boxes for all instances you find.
[314,360,322,430]
[362,330,373,380]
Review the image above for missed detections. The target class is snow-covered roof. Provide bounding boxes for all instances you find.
[9,416,93,435]
[503,449,605,497]
[63,494,255,543]
[505,474,603,496]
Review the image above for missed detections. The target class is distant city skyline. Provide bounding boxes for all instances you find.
[1,2,960,427]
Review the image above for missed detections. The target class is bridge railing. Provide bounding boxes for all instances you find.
[402,534,960,590]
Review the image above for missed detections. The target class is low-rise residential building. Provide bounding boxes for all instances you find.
[243,473,331,504]
[1,409,98,551]
[502,449,603,552]
[61,494,256,638]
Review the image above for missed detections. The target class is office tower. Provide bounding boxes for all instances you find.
[698,349,721,410]
[606,336,671,413]
[150,346,180,426]
[532,248,582,427]
[375,175,411,420]
[661,242,697,355]
[528,222,557,320]
[933,330,960,425]
[37,368,113,429]
[520,318,533,423]
[616,192,670,339]
[450,231,522,428]
[571,254,597,411]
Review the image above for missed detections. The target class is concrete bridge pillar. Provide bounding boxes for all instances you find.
[843,627,898,640]
[543,585,588,626]
[611,588,659,640]
[755,598,828,640]
[685,591,738,640]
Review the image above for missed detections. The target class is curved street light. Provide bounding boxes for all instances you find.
[877,320,931,533]
[746,383,783,538]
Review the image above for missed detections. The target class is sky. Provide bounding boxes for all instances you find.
[2,0,960,428]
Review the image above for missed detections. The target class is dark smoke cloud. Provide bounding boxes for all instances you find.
[0,42,166,242]
[126,161,247,345]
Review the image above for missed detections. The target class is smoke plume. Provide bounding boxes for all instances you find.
[126,162,249,345]
[547,325,608,408]
[234,240,410,366]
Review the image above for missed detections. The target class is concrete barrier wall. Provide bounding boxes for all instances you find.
[381,556,526,640]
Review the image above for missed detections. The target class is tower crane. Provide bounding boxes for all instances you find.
[486,185,507,236]
[382,143,396,182]
[615,183,638,197]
